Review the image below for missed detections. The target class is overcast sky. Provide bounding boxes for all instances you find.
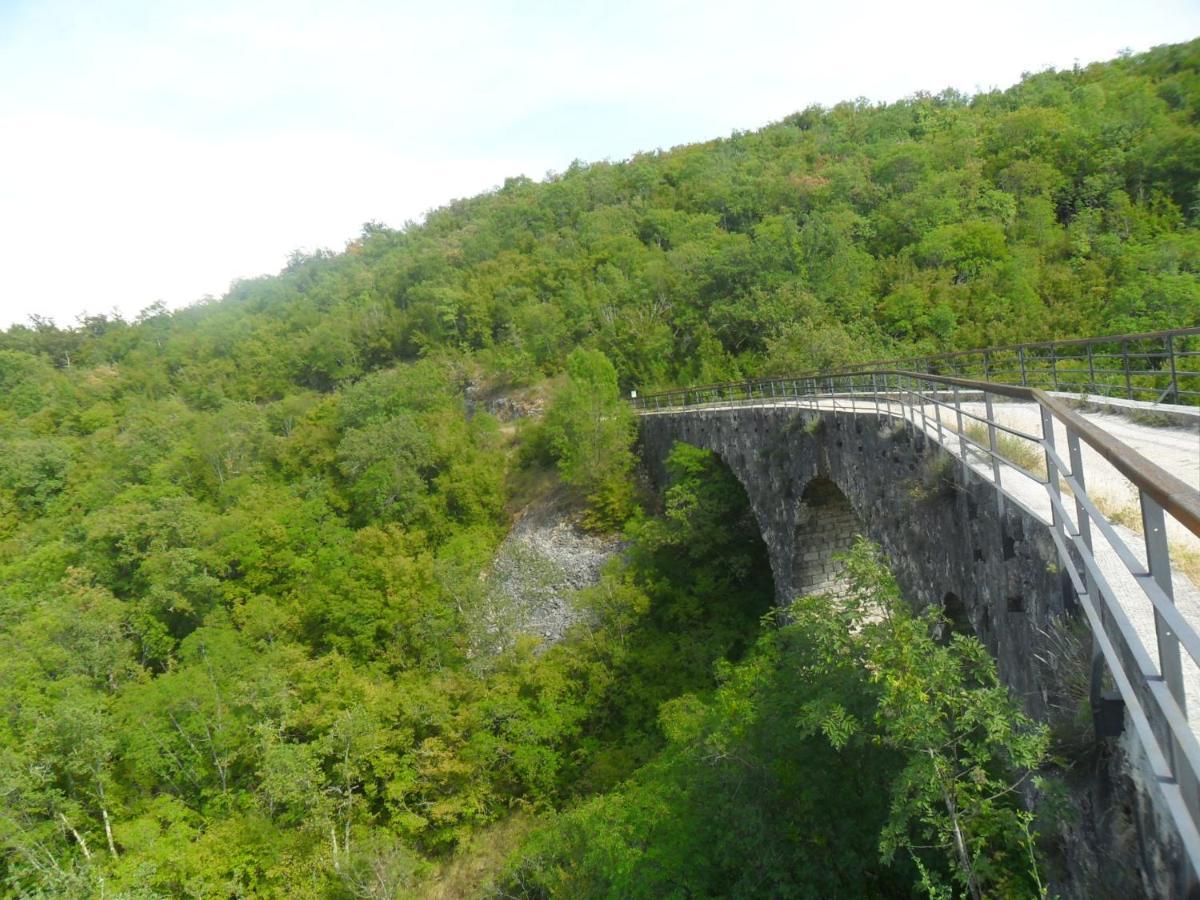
[2,0,1198,329]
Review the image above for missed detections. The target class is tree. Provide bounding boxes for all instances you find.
[543,348,637,529]
[819,541,1050,899]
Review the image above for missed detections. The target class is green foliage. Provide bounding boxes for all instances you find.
[838,541,1050,899]
[543,348,637,529]
[0,437,72,513]
[635,442,773,606]
[0,39,1188,894]
[501,540,1049,899]
[8,43,1198,400]
[0,356,774,895]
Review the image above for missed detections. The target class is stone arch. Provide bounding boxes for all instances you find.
[641,435,784,604]
[790,476,865,600]
[699,445,798,608]
[942,591,969,629]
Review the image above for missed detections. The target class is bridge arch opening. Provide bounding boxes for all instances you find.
[791,477,864,600]
[940,591,974,640]
[656,441,777,639]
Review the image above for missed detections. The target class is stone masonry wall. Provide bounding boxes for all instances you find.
[793,477,860,598]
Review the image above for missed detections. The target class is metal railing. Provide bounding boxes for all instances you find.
[635,368,1200,875]
[635,326,1200,410]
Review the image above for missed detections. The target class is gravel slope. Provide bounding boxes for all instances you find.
[469,489,625,659]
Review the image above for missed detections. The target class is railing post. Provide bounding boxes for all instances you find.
[1167,333,1180,404]
[1066,431,1125,739]
[908,375,919,433]
[933,385,944,446]
[1123,340,1133,399]
[1087,343,1096,395]
[1142,493,1186,723]
[953,383,968,482]
[1041,407,1062,532]
[907,376,915,430]
[1018,347,1027,386]
[918,378,931,441]
[1140,491,1200,833]
[984,390,1004,516]
[1066,432,1089,549]
[1051,351,1060,391]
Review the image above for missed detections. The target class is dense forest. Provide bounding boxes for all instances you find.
[1,39,1198,897]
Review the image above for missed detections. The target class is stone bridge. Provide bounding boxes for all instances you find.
[639,403,1069,721]
[637,390,1200,900]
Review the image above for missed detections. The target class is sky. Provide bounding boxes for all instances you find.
[1,0,1198,329]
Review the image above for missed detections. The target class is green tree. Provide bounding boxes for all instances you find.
[543,348,637,528]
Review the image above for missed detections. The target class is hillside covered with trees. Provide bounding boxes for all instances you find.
[1,39,1198,897]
